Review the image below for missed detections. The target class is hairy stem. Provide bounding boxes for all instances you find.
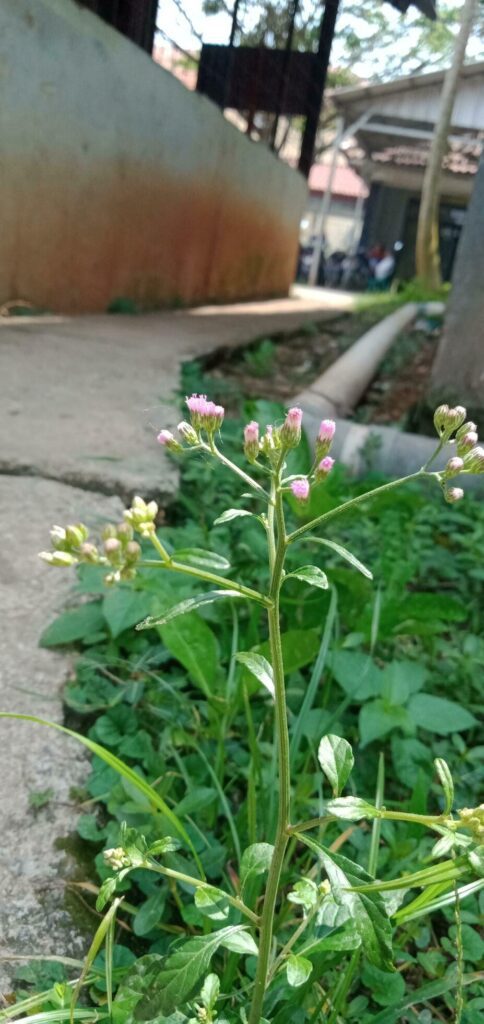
[142,552,272,608]
[248,481,291,1024]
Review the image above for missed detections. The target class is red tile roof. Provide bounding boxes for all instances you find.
[371,140,482,176]
[308,162,368,198]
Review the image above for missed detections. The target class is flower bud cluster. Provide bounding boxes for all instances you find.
[240,408,336,506]
[124,496,158,538]
[102,521,142,584]
[156,395,225,455]
[457,804,484,842]
[434,404,484,503]
[39,522,98,568]
[103,847,132,871]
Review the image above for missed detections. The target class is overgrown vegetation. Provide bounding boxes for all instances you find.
[3,389,483,1024]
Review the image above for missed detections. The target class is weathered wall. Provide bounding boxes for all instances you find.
[0,1,307,312]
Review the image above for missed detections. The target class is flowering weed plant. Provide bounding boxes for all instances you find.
[3,398,484,1024]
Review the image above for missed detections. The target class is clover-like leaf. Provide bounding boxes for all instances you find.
[286,954,312,987]
[318,734,354,797]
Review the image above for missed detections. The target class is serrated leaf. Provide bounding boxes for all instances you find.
[173,548,231,571]
[318,734,354,797]
[135,926,248,1018]
[236,653,274,697]
[286,954,312,988]
[434,757,454,815]
[214,509,254,525]
[299,835,394,971]
[194,886,230,921]
[327,796,378,821]
[286,565,329,590]
[136,590,243,630]
[240,843,274,890]
[310,538,373,579]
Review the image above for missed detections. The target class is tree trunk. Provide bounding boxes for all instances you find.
[430,154,484,406]
[415,0,478,290]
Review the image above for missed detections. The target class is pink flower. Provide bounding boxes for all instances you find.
[281,406,303,448]
[157,429,182,453]
[316,418,336,457]
[316,456,335,482]
[457,431,478,455]
[318,419,336,442]
[157,429,174,446]
[186,394,224,432]
[445,486,464,503]
[244,421,260,463]
[445,456,464,476]
[291,478,310,502]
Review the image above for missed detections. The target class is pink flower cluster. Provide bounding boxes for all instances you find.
[281,407,303,448]
[244,420,260,463]
[186,394,225,432]
[291,478,310,502]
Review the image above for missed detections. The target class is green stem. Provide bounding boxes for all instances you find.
[248,483,291,1024]
[147,863,259,926]
[209,441,271,499]
[142,552,272,608]
[268,902,319,984]
[287,471,433,546]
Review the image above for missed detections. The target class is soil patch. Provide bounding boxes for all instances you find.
[352,326,439,428]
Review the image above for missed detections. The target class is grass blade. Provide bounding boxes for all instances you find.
[0,713,203,876]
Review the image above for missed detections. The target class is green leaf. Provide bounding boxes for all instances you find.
[407,694,477,735]
[310,538,373,579]
[39,602,105,647]
[160,614,220,697]
[359,700,411,747]
[240,843,274,890]
[434,757,454,815]
[219,930,258,955]
[135,926,249,1018]
[330,651,382,701]
[285,565,329,590]
[318,734,354,797]
[236,653,274,698]
[173,548,231,571]
[102,590,154,639]
[298,835,394,972]
[362,963,405,1007]
[287,878,319,911]
[327,796,378,821]
[200,974,220,1013]
[133,891,166,937]
[213,509,255,525]
[137,590,243,630]
[349,858,464,894]
[0,713,202,875]
[286,954,312,988]
[194,886,230,921]
[307,926,361,954]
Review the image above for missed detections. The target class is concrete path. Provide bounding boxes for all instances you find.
[0,288,354,993]
[0,289,355,502]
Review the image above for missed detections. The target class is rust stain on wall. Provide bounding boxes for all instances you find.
[0,158,300,313]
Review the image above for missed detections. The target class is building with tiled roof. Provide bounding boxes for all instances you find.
[331,61,484,280]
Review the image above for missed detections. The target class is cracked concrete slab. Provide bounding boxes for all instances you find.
[0,478,123,994]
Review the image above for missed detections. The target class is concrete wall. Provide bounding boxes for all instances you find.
[0,1,307,312]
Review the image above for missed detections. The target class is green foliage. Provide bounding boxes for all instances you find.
[21,396,484,1023]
